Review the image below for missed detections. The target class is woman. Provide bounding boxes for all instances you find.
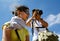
[26,9,48,41]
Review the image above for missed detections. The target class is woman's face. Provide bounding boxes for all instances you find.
[33,11,41,20]
[35,14,40,20]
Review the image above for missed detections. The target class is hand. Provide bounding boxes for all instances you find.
[32,11,37,18]
[39,18,43,21]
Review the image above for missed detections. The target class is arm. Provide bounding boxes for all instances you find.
[26,18,32,26]
[39,18,48,28]
[26,11,37,27]
[26,13,36,26]
[25,30,30,41]
[2,25,11,41]
[26,35,30,41]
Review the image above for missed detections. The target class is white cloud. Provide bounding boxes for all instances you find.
[1,0,21,11]
[58,35,60,41]
[9,3,19,11]
[56,34,60,41]
[9,0,20,11]
[1,0,26,11]
[1,0,20,2]
[9,0,26,11]
[44,13,60,41]
[45,13,60,27]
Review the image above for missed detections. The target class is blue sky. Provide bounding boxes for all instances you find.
[0,0,60,41]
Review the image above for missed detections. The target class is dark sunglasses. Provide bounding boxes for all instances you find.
[24,9,29,14]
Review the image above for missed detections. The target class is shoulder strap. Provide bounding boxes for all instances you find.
[15,29,21,41]
[2,22,10,30]
[32,19,34,35]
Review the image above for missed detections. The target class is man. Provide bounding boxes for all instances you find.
[2,5,30,41]
[26,9,48,41]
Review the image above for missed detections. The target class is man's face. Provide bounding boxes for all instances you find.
[20,9,29,21]
[22,12,29,21]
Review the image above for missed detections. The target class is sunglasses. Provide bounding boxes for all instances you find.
[24,9,29,14]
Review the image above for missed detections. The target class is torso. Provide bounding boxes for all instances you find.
[31,19,46,34]
[2,16,29,41]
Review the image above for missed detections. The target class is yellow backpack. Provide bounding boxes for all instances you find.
[2,22,29,41]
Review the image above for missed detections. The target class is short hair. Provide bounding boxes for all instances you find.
[32,9,43,15]
[12,5,29,16]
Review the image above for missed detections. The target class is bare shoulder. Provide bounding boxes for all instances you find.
[2,22,11,30]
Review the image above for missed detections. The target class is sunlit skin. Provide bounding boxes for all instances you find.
[26,10,48,28]
[17,10,29,21]
[2,9,30,41]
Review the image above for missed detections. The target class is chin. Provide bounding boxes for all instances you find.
[24,19,27,21]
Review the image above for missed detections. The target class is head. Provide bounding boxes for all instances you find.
[32,9,43,20]
[12,5,29,21]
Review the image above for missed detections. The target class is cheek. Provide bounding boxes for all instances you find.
[25,15,28,19]
[35,16,38,19]
[23,14,27,18]
[22,14,26,17]
[25,14,28,17]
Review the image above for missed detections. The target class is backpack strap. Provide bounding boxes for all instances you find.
[32,19,34,35]
[15,29,21,41]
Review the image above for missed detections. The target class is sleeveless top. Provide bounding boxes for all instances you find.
[27,17,46,35]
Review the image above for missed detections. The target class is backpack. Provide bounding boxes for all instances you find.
[2,22,29,41]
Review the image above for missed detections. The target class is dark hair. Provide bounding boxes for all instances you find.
[12,5,29,16]
[32,9,43,15]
